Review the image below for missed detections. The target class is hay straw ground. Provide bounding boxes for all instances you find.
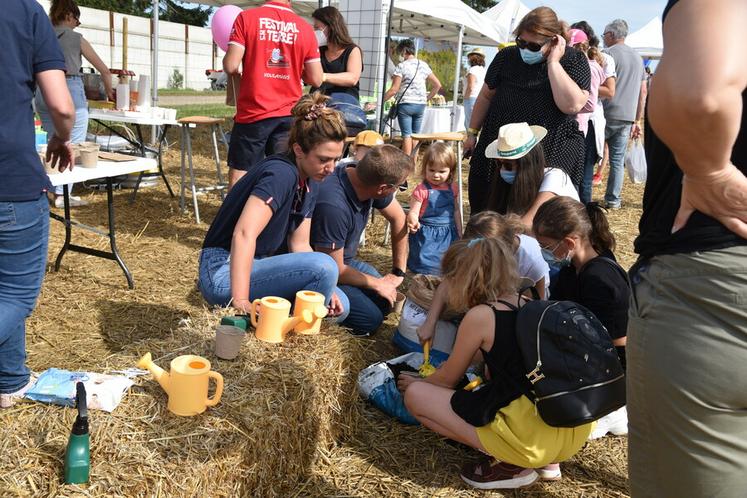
[1,123,640,498]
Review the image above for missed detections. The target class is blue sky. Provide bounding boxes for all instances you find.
[523,0,668,38]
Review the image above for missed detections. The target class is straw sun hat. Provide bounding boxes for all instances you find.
[485,122,547,160]
[354,130,385,147]
[467,47,485,57]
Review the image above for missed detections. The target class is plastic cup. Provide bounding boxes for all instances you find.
[393,292,406,314]
[214,325,245,360]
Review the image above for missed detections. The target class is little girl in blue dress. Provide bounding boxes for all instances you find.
[406,142,462,275]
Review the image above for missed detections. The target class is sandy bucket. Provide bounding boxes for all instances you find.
[214,325,245,360]
[79,143,100,168]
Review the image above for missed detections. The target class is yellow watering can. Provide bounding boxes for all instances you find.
[293,290,328,335]
[250,296,313,343]
[137,352,224,416]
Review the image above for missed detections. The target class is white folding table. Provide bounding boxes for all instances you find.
[87,109,179,202]
[48,157,157,289]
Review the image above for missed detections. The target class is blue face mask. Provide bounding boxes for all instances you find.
[541,248,572,269]
[519,47,545,65]
[500,169,516,184]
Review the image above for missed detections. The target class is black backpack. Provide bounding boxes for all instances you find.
[503,292,626,428]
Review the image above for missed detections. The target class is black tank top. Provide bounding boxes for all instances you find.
[316,45,361,101]
[634,0,746,258]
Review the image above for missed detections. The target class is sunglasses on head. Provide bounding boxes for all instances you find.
[515,36,551,52]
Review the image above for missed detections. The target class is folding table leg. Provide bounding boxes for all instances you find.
[106,178,134,289]
[185,127,201,224]
[211,125,225,200]
[158,125,175,197]
[54,184,72,272]
[179,125,187,214]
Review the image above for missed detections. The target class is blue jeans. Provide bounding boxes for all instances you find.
[336,260,390,335]
[604,119,632,208]
[397,103,426,137]
[36,76,88,195]
[198,247,346,319]
[580,122,598,204]
[463,97,477,130]
[0,195,49,393]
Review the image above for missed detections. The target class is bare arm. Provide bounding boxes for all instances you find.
[520,191,556,232]
[382,75,402,102]
[223,44,244,75]
[287,218,313,253]
[302,60,323,88]
[230,196,274,312]
[649,0,747,236]
[380,200,408,274]
[464,73,475,99]
[463,84,497,157]
[426,72,442,102]
[315,245,398,306]
[631,80,648,139]
[80,37,113,100]
[322,46,362,87]
[546,36,590,114]
[36,69,75,171]
[598,76,616,100]
[416,279,449,344]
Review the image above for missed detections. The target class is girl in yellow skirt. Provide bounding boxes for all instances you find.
[397,236,593,490]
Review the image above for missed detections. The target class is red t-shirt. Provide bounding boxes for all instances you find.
[228,2,320,124]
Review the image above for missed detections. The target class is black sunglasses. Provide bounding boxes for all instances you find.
[515,37,551,52]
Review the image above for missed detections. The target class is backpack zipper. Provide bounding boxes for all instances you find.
[534,374,626,402]
[525,302,560,385]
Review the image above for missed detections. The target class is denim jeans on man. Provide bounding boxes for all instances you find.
[35,76,88,196]
[0,195,49,394]
[198,247,346,320]
[335,259,391,335]
[396,103,426,137]
[604,119,633,208]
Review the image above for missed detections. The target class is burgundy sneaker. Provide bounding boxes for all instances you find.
[460,457,538,490]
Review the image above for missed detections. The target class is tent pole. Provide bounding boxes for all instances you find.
[451,25,464,132]
[378,0,396,135]
[151,0,159,143]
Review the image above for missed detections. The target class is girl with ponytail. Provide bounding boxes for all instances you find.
[532,196,629,439]
[199,93,348,318]
[37,0,114,208]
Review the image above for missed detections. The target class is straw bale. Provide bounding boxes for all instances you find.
[1,124,635,497]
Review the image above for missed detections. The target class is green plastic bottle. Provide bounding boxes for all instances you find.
[64,382,90,484]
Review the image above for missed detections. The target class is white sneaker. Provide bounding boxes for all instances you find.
[589,406,628,439]
[54,195,89,208]
[536,463,562,481]
[0,375,38,409]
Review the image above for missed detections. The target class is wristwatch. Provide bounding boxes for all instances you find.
[467,127,480,137]
[391,267,406,278]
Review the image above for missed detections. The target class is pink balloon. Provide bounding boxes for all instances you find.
[211,5,243,52]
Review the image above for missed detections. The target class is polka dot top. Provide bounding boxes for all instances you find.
[470,46,591,188]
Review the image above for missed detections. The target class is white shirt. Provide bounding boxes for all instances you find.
[539,168,580,200]
[463,65,486,98]
[516,234,550,296]
[393,58,433,104]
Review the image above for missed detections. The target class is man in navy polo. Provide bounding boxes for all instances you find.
[1,0,75,408]
[311,145,411,336]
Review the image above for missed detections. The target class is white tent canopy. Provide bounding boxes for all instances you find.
[198,0,503,46]
[626,16,663,59]
[482,0,530,44]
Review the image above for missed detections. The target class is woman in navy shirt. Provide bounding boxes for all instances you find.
[199,93,347,316]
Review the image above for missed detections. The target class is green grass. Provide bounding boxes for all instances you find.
[158,88,223,96]
[173,103,235,119]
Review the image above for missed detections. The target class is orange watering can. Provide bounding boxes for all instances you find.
[250,296,313,343]
[293,291,328,335]
[137,352,223,416]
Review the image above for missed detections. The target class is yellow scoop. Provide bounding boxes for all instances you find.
[419,341,436,377]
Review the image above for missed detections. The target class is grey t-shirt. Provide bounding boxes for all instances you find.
[603,43,645,122]
[54,26,82,75]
